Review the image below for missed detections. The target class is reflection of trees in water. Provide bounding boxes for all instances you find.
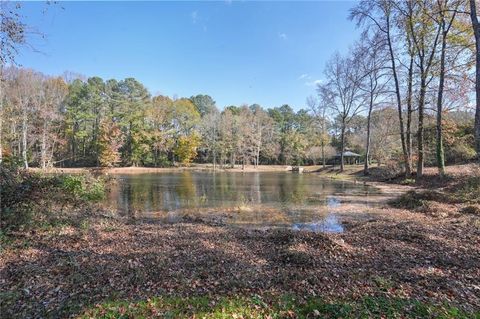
[123,178,151,217]
[250,173,261,204]
[103,173,381,224]
[175,171,197,205]
[277,174,308,205]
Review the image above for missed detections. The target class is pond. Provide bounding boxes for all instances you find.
[104,171,385,233]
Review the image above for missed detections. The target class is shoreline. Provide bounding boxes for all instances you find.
[29,163,377,178]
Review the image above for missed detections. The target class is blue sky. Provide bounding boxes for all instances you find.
[17,1,359,110]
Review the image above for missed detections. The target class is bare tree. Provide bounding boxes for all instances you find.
[308,94,330,168]
[323,52,365,171]
[6,69,42,168]
[399,0,442,177]
[350,0,411,176]
[199,108,220,170]
[250,104,274,168]
[432,0,462,176]
[355,33,390,175]
[39,77,68,169]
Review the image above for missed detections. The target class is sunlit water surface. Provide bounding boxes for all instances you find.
[104,171,385,233]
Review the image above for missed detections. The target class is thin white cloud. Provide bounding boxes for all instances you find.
[298,73,309,80]
[191,11,198,24]
[278,33,288,40]
[305,79,323,87]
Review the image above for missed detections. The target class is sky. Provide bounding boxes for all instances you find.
[16,1,360,110]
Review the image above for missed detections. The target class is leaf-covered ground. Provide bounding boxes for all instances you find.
[1,204,479,318]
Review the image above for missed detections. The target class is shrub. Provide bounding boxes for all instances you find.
[0,166,105,233]
[59,174,105,202]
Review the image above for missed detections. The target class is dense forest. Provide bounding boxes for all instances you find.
[0,0,479,177]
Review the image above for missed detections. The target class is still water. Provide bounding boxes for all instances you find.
[104,171,383,233]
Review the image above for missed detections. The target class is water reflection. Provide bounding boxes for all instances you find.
[292,215,344,233]
[105,171,382,232]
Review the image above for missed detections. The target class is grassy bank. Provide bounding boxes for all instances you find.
[81,295,474,319]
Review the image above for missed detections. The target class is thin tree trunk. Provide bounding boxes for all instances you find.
[417,74,427,178]
[22,110,28,169]
[321,140,325,168]
[322,115,326,168]
[340,122,345,172]
[49,134,58,168]
[41,122,48,169]
[471,0,480,157]
[364,95,374,175]
[213,150,216,171]
[386,16,409,176]
[436,17,449,177]
[406,52,414,175]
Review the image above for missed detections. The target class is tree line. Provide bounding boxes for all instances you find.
[0,66,475,171]
[0,0,479,175]
[0,68,329,168]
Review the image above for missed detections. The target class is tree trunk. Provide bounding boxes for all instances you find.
[436,22,448,177]
[322,116,326,168]
[386,15,409,175]
[406,52,414,176]
[471,0,480,157]
[417,74,427,178]
[22,111,28,169]
[321,140,326,168]
[340,122,345,172]
[213,150,216,171]
[41,122,48,169]
[364,95,374,175]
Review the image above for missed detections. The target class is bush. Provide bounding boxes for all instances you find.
[0,165,105,233]
[59,174,105,202]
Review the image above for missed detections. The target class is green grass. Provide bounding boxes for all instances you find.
[79,295,478,319]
